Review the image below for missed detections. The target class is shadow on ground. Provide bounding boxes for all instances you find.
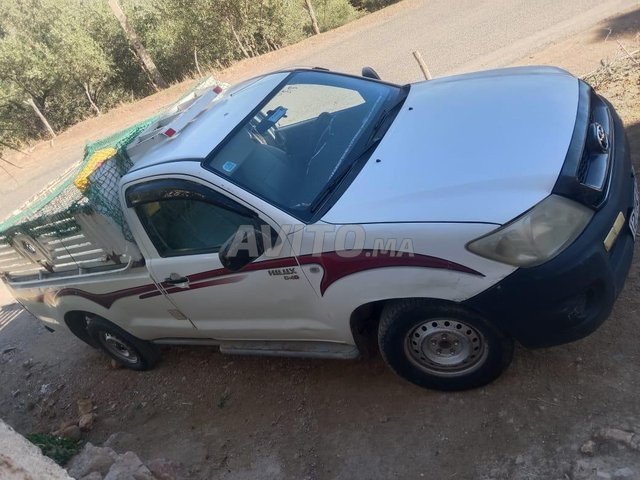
[594,6,640,40]
[0,303,22,332]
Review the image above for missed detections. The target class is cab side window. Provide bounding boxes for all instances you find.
[128,180,256,257]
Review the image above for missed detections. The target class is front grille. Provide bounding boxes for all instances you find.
[575,92,612,200]
[553,81,614,210]
[576,150,590,184]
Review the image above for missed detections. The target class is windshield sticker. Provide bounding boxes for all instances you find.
[222,161,237,173]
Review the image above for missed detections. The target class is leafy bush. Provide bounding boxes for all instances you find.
[309,0,361,32]
[350,0,400,11]
[26,433,83,466]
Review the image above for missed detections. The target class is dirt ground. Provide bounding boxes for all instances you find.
[2,7,640,480]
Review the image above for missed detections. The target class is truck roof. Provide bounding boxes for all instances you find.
[129,72,289,172]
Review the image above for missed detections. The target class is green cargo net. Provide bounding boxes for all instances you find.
[0,75,226,250]
[0,116,158,246]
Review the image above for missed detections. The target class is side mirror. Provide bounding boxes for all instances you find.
[219,224,267,271]
[362,66,381,80]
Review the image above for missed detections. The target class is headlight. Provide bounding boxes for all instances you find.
[466,195,593,267]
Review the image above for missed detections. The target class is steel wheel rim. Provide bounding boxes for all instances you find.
[404,318,488,377]
[100,332,139,364]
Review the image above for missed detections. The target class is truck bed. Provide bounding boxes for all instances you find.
[1,76,225,285]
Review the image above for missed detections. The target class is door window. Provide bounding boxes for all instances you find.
[128,180,256,257]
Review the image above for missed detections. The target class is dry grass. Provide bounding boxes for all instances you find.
[583,32,640,88]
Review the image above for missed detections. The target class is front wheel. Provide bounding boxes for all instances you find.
[86,316,160,371]
[378,300,514,391]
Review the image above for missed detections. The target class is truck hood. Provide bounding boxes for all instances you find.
[322,66,580,225]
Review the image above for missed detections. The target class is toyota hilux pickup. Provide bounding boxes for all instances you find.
[1,66,636,391]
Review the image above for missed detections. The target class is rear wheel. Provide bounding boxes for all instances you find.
[86,316,160,371]
[378,300,514,391]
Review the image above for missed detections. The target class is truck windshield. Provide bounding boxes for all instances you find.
[204,71,402,221]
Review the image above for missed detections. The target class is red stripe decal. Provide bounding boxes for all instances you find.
[55,284,159,309]
[55,251,481,307]
[141,275,247,299]
[158,251,480,297]
[295,250,482,295]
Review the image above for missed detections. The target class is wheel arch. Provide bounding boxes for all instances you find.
[63,310,100,348]
[349,297,462,357]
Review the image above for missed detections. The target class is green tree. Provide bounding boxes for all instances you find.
[309,0,360,32]
[0,0,115,136]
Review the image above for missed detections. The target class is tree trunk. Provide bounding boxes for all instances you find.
[83,83,101,115]
[194,47,203,76]
[230,23,251,59]
[107,0,169,91]
[304,0,321,35]
[24,98,56,138]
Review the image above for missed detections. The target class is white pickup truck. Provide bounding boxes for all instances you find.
[1,66,636,391]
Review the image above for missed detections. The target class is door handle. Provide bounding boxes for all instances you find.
[165,273,190,288]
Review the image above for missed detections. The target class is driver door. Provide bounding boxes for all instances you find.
[125,177,321,340]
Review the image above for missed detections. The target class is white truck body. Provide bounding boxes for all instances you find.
[1,66,635,390]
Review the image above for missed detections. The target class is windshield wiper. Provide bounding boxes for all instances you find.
[309,139,382,213]
[309,87,409,214]
[366,87,409,146]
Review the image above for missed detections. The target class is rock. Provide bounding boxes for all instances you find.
[573,459,597,480]
[580,440,596,456]
[147,458,179,480]
[103,432,135,452]
[79,413,97,432]
[59,418,78,430]
[597,472,612,480]
[104,452,154,480]
[78,399,94,416]
[109,359,123,370]
[22,359,33,369]
[80,472,103,480]
[1,346,16,354]
[595,428,640,450]
[613,467,635,479]
[67,443,118,478]
[59,425,81,441]
[514,454,525,465]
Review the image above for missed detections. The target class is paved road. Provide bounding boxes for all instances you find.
[248,0,639,83]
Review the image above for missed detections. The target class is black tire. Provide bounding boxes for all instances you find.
[86,316,160,371]
[378,300,514,391]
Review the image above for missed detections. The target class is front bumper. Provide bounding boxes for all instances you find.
[464,103,635,348]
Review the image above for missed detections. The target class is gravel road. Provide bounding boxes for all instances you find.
[234,0,640,82]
